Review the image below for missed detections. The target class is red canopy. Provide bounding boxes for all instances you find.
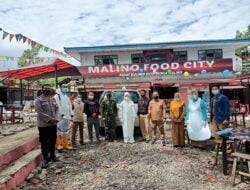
[0,58,81,80]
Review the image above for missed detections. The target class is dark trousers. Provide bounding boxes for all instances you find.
[87,117,100,140]
[38,125,57,161]
[72,121,84,144]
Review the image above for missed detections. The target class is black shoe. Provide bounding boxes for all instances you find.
[146,140,150,143]
[41,160,49,168]
[80,141,84,145]
[151,140,156,145]
[49,155,59,162]
[162,141,166,146]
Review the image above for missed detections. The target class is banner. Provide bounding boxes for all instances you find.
[79,59,233,78]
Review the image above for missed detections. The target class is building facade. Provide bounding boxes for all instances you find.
[65,39,250,102]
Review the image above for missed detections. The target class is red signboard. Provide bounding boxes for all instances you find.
[78,59,233,78]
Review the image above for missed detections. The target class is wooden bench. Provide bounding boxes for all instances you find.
[231,152,250,186]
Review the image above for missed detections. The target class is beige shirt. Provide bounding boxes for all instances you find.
[73,101,84,122]
[148,99,166,121]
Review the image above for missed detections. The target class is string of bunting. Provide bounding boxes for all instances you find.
[0,55,55,62]
[0,27,67,57]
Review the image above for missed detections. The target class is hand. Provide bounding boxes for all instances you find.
[48,118,58,124]
[102,117,106,121]
[223,120,229,126]
[185,120,189,125]
[92,113,96,117]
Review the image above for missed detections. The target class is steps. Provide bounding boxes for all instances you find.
[0,127,42,190]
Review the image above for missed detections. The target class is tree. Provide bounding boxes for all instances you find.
[235,25,250,39]
[18,48,39,67]
[235,25,250,73]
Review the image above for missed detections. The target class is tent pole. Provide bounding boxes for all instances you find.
[20,79,23,106]
[55,64,58,89]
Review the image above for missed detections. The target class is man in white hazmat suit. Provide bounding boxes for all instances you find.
[54,83,73,150]
[119,92,137,144]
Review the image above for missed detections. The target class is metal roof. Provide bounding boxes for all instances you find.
[64,39,250,53]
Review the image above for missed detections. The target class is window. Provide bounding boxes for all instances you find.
[173,51,187,62]
[94,55,118,66]
[145,53,167,63]
[198,49,223,60]
[131,54,143,63]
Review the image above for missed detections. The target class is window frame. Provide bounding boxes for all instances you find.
[131,53,143,63]
[94,55,118,66]
[198,49,223,60]
[173,51,188,62]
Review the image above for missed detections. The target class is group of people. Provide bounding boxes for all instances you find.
[35,83,230,168]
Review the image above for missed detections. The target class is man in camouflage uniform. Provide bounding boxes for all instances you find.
[101,92,118,142]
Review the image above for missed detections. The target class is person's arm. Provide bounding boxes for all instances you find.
[101,101,106,118]
[200,100,207,121]
[223,96,230,121]
[54,94,63,116]
[148,101,152,118]
[131,101,137,119]
[114,101,118,116]
[179,103,185,120]
[162,100,166,120]
[185,102,189,121]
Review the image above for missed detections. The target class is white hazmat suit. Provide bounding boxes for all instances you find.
[119,92,137,143]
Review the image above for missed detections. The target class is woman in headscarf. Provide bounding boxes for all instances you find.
[186,90,211,142]
[119,92,137,144]
[170,93,185,147]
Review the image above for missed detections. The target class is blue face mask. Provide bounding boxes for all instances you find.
[191,94,198,101]
[212,90,219,95]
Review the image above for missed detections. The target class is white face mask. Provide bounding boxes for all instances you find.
[88,96,94,100]
[124,96,129,100]
[76,98,81,103]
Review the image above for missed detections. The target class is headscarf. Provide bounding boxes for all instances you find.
[124,92,131,102]
[170,92,185,119]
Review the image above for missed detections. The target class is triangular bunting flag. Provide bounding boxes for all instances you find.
[22,36,27,43]
[44,47,49,52]
[27,38,31,45]
[9,34,14,42]
[15,34,22,41]
[2,31,9,40]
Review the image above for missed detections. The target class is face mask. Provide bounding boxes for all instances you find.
[124,96,129,100]
[62,88,68,93]
[88,96,94,100]
[76,98,81,103]
[43,89,51,96]
[153,96,159,100]
[141,94,145,97]
[175,96,180,101]
[212,90,219,95]
[192,94,198,101]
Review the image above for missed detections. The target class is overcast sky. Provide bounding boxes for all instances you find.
[0,0,250,57]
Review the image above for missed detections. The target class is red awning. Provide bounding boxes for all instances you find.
[0,58,81,80]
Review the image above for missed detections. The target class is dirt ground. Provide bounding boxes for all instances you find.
[17,124,250,190]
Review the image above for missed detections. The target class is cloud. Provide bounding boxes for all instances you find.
[0,0,249,55]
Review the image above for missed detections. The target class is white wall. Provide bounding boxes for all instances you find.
[79,45,240,71]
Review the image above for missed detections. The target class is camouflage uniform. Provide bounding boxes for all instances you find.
[101,99,118,141]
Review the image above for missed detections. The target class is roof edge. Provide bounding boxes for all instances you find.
[64,39,250,52]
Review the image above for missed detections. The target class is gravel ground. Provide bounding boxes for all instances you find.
[17,125,250,190]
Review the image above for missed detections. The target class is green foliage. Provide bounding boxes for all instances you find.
[34,77,66,87]
[235,25,250,39]
[17,48,39,67]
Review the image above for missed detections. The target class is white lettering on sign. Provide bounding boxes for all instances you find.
[206,60,214,67]
[88,67,99,73]
[184,62,192,69]
[86,59,227,76]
